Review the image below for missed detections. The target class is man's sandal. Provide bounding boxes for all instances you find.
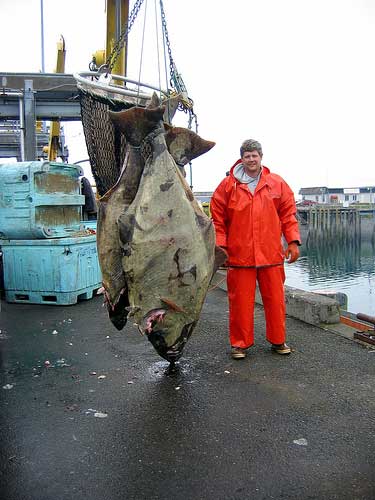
[271,343,291,355]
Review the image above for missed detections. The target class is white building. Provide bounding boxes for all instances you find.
[299,186,375,206]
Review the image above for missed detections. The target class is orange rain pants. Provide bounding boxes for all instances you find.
[227,265,286,348]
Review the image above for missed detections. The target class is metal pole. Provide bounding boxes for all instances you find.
[40,0,47,135]
[18,96,25,161]
[40,0,45,73]
[116,0,122,39]
[23,80,37,161]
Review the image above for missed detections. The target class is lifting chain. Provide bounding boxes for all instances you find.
[159,0,197,133]
[159,0,180,93]
[90,0,198,134]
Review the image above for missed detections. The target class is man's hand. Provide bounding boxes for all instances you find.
[284,242,299,263]
[219,246,228,267]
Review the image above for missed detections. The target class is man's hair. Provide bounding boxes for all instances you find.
[240,139,263,158]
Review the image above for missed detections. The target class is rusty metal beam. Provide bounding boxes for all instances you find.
[354,332,375,346]
[354,312,375,346]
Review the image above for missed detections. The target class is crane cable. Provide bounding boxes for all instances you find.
[136,0,163,104]
[154,0,162,98]
[97,0,198,134]
[136,0,148,104]
[158,0,197,133]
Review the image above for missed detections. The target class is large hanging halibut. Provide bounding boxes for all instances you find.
[97,103,217,332]
[117,107,224,361]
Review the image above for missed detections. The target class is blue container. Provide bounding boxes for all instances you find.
[0,161,85,239]
[1,235,102,305]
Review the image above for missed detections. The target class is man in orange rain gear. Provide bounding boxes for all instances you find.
[210,139,301,360]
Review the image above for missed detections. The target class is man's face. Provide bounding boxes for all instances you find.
[242,150,262,177]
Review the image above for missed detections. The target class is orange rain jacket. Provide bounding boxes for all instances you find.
[210,160,301,268]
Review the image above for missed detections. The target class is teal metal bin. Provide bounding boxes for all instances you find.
[1,235,102,305]
[0,161,85,239]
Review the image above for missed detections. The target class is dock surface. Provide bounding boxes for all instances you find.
[1,289,375,500]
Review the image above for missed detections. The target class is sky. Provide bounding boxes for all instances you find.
[1,0,375,198]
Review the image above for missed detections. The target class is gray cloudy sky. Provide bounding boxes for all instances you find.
[1,0,375,197]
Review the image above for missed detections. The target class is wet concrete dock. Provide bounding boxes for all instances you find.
[1,289,375,500]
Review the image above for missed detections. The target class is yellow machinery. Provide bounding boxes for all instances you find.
[44,36,66,161]
[92,0,129,78]
[201,202,211,218]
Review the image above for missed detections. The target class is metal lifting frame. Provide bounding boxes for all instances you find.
[0,72,80,161]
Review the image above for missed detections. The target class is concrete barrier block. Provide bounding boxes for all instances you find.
[214,271,341,326]
[314,290,348,310]
[283,286,341,325]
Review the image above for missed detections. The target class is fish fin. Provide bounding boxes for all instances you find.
[108,297,129,331]
[160,297,185,313]
[162,94,180,123]
[148,92,161,108]
[125,306,141,317]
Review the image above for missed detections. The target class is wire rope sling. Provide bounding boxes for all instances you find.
[73,0,197,196]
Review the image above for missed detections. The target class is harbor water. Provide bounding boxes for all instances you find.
[285,222,375,316]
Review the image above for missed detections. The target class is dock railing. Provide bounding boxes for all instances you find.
[297,205,361,242]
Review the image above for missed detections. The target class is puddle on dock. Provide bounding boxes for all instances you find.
[146,359,195,382]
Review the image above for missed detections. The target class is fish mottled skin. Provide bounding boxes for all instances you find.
[118,125,217,361]
[97,103,217,332]
[97,105,166,329]
[96,146,143,329]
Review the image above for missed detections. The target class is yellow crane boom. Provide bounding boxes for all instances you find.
[92,0,129,77]
[47,36,66,161]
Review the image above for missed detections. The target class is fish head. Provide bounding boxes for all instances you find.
[164,124,216,166]
[109,106,166,146]
[140,307,196,363]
